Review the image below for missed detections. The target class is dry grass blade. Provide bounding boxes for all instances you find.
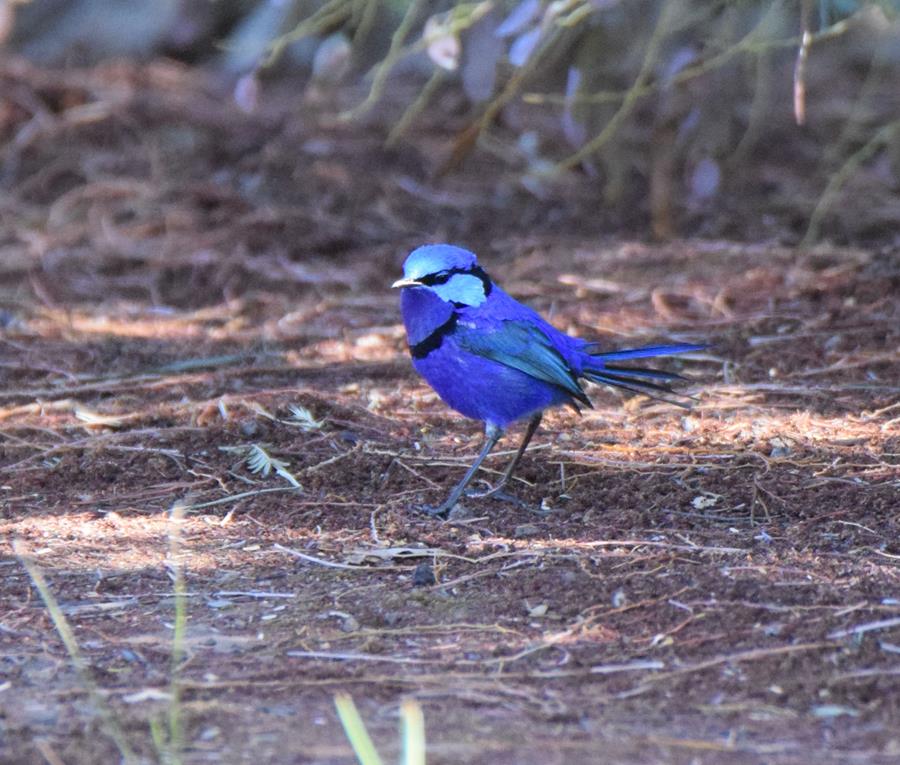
[801,119,900,248]
[828,616,900,640]
[272,543,408,571]
[556,0,675,172]
[151,499,189,765]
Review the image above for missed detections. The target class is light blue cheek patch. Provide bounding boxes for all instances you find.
[432,274,488,306]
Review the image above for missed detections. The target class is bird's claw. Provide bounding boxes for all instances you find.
[419,484,552,519]
[466,483,531,508]
[464,481,508,499]
[485,489,527,508]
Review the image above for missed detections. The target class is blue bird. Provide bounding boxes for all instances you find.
[393,243,704,516]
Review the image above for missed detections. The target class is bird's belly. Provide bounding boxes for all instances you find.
[413,344,568,428]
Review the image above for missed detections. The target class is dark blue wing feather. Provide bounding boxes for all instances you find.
[456,320,591,406]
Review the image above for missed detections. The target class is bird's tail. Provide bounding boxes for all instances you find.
[580,343,705,408]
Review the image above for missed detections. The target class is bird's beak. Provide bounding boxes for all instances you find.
[391,278,421,289]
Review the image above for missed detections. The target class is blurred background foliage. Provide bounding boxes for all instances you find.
[3,0,900,243]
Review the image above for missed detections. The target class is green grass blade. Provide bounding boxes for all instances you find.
[164,500,189,765]
[13,539,139,764]
[334,693,385,765]
[400,699,425,765]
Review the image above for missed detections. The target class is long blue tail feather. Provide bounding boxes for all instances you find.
[601,364,687,381]
[581,343,705,408]
[586,371,682,394]
[586,343,706,361]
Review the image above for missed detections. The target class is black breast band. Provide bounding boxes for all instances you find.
[410,313,459,359]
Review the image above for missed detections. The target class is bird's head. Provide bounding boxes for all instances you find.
[392,244,492,307]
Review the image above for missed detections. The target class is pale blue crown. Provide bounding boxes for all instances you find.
[401,244,479,281]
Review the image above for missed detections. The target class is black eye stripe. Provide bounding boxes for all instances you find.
[418,273,451,286]
[418,266,493,295]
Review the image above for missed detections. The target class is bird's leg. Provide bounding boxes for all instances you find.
[423,423,503,517]
[468,413,542,499]
[499,412,542,489]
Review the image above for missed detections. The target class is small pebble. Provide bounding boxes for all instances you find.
[339,430,359,445]
[240,419,259,437]
[412,561,436,587]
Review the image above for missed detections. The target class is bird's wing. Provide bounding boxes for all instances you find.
[455,319,590,406]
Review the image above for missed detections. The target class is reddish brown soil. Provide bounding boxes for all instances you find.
[1,59,899,764]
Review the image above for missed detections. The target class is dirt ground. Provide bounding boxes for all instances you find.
[1,59,899,764]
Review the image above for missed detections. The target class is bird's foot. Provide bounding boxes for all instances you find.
[486,489,528,509]
[419,503,452,519]
[464,481,509,500]
[419,486,551,519]
[419,498,473,519]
